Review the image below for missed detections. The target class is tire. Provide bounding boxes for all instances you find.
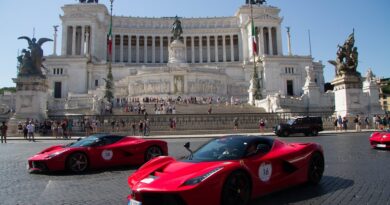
[282,130,289,137]
[221,171,251,205]
[144,146,163,162]
[311,129,319,136]
[307,152,324,185]
[66,152,89,173]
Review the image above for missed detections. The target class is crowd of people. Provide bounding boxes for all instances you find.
[334,114,390,132]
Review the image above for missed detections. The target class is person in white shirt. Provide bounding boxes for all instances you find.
[26,121,35,142]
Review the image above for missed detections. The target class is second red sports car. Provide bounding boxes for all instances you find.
[127,135,324,205]
[28,133,168,173]
[370,130,390,149]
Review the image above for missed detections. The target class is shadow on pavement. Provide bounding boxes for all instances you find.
[250,175,354,205]
[29,165,140,176]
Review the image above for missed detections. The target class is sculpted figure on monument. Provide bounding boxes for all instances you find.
[17,36,52,77]
[171,16,183,40]
[328,30,359,77]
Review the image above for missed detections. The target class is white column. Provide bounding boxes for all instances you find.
[72,25,76,56]
[239,28,247,61]
[61,25,68,55]
[230,34,234,62]
[207,35,211,62]
[112,34,116,62]
[222,35,226,62]
[214,35,218,62]
[152,36,156,63]
[120,34,124,62]
[191,36,195,63]
[53,26,58,56]
[80,26,85,56]
[136,35,139,63]
[268,27,273,56]
[258,27,264,56]
[277,26,283,56]
[199,36,203,63]
[184,36,187,62]
[144,36,147,63]
[160,36,163,63]
[85,31,90,55]
[128,35,132,63]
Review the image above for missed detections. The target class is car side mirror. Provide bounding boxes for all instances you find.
[184,142,190,149]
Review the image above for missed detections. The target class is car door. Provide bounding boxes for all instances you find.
[243,141,285,197]
[87,136,119,168]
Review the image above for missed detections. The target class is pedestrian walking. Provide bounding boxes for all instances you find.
[233,117,239,131]
[337,115,343,131]
[259,119,265,134]
[354,115,361,132]
[0,122,8,143]
[131,121,136,136]
[333,118,338,131]
[342,117,348,131]
[23,123,28,139]
[364,116,370,129]
[27,121,35,142]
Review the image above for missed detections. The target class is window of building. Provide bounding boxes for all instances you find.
[95,79,99,87]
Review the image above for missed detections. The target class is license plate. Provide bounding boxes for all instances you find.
[376,144,386,148]
[128,199,142,205]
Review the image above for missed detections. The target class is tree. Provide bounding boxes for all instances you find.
[0,87,16,95]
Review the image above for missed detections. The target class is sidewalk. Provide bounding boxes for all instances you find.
[4,129,378,141]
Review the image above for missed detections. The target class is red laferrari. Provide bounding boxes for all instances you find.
[370,130,390,149]
[28,133,168,173]
[127,135,324,205]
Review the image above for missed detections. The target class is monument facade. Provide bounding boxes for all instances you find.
[40,1,326,114]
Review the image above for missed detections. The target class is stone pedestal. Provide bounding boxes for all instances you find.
[168,40,187,67]
[363,79,384,115]
[8,76,48,133]
[331,74,363,117]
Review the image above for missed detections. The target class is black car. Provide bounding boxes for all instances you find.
[274,116,323,137]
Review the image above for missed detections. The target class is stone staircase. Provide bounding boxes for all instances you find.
[111,103,265,115]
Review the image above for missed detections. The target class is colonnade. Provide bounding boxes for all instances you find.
[65,25,91,56]
[110,34,241,64]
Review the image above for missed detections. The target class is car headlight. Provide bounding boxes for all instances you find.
[183,167,223,186]
[46,150,67,159]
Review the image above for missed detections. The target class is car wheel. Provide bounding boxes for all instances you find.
[66,152,88,173]
[221,171,251,205]
[282,130,289,137]
[311,129,319,136]
[308,152,324,185]
[304,132,310,136]
[144,146,163,162]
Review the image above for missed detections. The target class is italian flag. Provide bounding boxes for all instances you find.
[251,18,258,56]
[107,20,113,56]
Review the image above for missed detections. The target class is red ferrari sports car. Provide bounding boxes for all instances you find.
[370,130,390,149]
[127,135,324,205]
[28,133,168,173]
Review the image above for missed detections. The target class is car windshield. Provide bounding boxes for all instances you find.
[188,137,249,161]
[287,119,295,125]
[66,134,101,147]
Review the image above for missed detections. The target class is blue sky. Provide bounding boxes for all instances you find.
[0,0,389,88]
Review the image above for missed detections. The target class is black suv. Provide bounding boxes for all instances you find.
[274,116,323,137]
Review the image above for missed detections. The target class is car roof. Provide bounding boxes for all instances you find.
[218,135,274,144]
[88,133,124,139]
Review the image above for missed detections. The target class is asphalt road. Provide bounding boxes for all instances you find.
[0,132,389,205]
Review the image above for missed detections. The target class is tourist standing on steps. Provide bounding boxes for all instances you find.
[0,122,8,143]
[27,121,35,142]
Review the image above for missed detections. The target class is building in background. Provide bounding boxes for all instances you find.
[42,1,328,114]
